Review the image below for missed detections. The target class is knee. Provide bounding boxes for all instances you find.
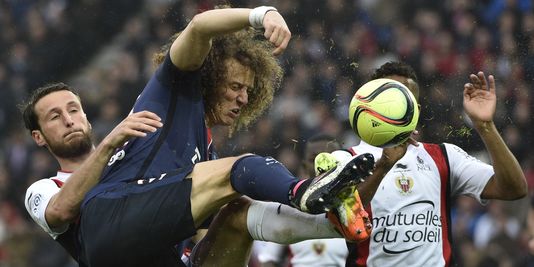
[215,197,252,233]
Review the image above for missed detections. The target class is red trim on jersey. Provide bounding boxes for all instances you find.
[206,128,213,160]
[423,143,451,267]
[51,178,64,188]
[347,147,357,157]
[287,246,294,267]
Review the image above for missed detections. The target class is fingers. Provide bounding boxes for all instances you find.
[262,11,291,56]
[124,111,163,135]
[467,71,491,90]
[407,137,419,147]
[488,74,496,94]
[265,25,291,55]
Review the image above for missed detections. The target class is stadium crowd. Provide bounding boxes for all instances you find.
[1,0,534,266]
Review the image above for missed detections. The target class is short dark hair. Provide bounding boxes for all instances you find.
[371,61,418,83]
[20,82,80,132]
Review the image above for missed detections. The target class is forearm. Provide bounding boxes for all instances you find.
[46,141,116,226]
[476,122,527,199]
[357,158,394,205]
[190,8,252,37]
[170,8,254,70]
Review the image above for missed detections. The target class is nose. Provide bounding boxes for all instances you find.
[63,113,74,127]
[236,89,248,106]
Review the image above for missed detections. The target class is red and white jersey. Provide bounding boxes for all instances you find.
[24,171,72,239]
[257,239,348,267]
[345,141,493,267]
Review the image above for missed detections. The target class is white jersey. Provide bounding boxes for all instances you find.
[257,239,348,267]
[24,171,72,239]
[345,141,493,267]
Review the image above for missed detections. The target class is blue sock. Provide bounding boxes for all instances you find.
[230,155,298,205]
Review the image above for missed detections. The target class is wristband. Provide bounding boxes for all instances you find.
[249,6,277,29]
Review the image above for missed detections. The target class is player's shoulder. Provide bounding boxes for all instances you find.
[28,177,61,188]
[25,177,62,197]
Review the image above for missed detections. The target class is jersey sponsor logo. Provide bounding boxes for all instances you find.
[452,145,482,163]
[416,155,431,171]
[372,200,442,254]
[108,149,126,166]
[29,193,43,216]
[395,174,414,194]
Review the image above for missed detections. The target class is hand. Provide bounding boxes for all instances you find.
[380,138,416,168]
[102,111,163,149]
[463,71,496,127]
[262,11,291,56]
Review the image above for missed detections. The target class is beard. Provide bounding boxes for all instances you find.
[45,131,94,158]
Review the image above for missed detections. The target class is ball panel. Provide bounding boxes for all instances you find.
[349,78,420,147]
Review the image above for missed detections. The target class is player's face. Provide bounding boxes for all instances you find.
[385,75,419,100]
[211,58,254,126]
[32,90,93,158]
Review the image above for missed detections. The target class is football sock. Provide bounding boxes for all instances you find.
[246,201,341,244]
[230,155,298,205]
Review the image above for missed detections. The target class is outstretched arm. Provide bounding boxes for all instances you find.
[45,111,163,228]
[464,72,527,200]
[170,7,291,70]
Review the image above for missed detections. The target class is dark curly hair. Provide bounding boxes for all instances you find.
[371,61,418,83]
[153,19,283,134]
[371,61,419,99]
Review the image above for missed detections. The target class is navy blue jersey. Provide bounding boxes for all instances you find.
[83,54,216,206]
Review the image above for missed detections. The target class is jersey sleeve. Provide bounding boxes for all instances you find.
[256,242,286,263]
[444,143,494,204]
[24,179,69,239]
[156,53,202,98]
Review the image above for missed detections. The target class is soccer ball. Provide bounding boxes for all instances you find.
[349,78,419,147]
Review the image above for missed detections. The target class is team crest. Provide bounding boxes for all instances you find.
[312,241,325,255]
[395,174,414,194]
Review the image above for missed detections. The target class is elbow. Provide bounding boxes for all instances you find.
[515,176,529,199]
[188,13,209,37]
[48,203,79,225]
[506,180,528,200]
[514,184,528,200]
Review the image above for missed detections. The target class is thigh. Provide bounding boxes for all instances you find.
[80,178,196,266]
[189,197,254,267]
[189,154,252,227]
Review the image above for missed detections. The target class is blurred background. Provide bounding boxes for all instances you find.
[1,0,534,266]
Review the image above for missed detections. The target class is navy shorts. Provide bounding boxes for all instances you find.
[78,169,197,267]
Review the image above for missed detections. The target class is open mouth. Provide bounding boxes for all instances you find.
[231,108,240,116]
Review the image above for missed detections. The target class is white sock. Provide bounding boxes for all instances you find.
[246,201,342,244]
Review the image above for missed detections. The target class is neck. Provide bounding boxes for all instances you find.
[55,148,94,172]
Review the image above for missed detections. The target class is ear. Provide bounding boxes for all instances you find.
[31,130,47,147]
